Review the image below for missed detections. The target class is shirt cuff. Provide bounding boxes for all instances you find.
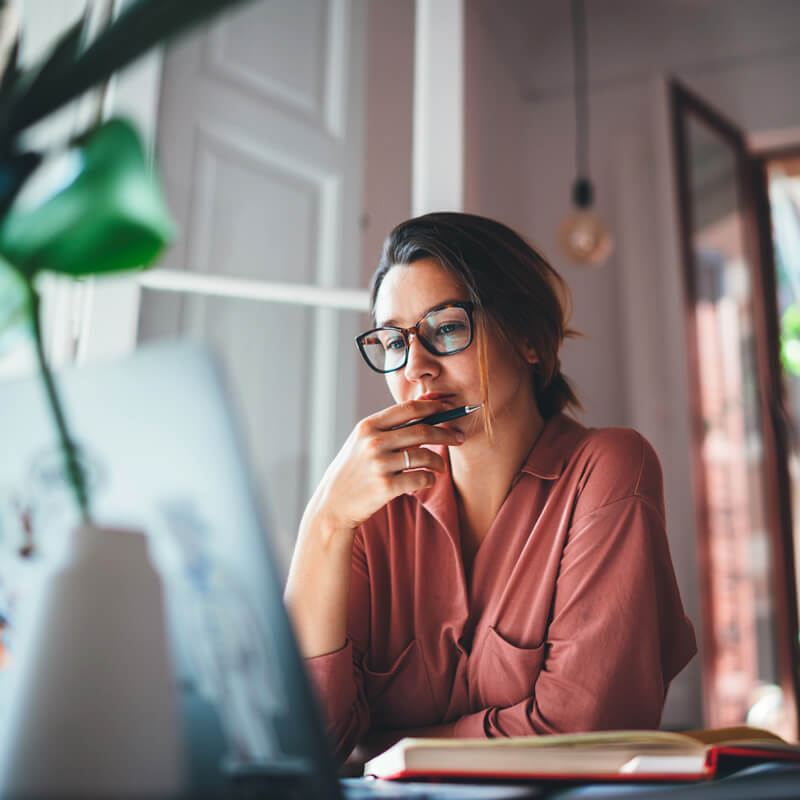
[453,708,490,738]
[304,639,357,725]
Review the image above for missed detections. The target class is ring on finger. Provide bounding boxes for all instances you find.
[403,449,411,470]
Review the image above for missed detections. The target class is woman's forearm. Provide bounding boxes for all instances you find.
[284,503,356,659]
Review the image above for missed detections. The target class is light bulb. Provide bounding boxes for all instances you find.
[558,208,614,266]
[558,178,614,266]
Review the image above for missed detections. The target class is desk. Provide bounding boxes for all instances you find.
[342,763,800,800]
[546,762,800,799]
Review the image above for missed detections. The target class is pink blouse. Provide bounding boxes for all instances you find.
[305,413,697,762]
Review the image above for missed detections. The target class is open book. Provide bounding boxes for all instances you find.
[364,727,800,782]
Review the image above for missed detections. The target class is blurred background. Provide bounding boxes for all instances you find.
[5,0,800,742]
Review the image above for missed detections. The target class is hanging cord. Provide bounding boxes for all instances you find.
[571,0,590,184]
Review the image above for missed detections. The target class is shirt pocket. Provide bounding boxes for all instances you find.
[471,626,546,709]
[363,639,439,729]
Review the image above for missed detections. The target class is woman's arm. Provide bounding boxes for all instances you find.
[284,398,461,657]
[284,400,463,760]
[284,505,356,658]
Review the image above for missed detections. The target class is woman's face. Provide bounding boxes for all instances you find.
[373,258,538,437]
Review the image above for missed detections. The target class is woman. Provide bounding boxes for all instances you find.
[285,212,696,764]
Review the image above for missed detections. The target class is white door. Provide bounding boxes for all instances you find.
[137,0,368,575]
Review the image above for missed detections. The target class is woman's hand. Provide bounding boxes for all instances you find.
[285,399,463,659]
[309,399,464,533]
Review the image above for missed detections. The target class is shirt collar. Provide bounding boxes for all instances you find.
[518,412,588,480]
[417,413,588,529]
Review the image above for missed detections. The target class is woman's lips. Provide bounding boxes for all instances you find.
[416,392,455,403]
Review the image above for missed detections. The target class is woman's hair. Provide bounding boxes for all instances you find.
[371,212,581,423]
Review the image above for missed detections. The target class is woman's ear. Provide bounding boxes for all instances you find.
[523,342,538,365]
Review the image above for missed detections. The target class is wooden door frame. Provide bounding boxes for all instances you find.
[670,78,800,736]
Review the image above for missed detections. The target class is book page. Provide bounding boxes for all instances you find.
[620,755,706,775]
[683,726,787,746]
[395,729,703,751]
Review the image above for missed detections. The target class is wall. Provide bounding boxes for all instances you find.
[463,0,528,233]
[464,0,800,729]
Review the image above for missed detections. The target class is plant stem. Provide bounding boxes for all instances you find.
[26,280,91,524]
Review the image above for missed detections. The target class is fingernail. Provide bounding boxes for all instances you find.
[455,432,465,442]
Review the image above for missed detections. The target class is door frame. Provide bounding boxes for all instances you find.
[670,77,800,735]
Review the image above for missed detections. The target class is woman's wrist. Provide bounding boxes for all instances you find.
[302,500,356,551]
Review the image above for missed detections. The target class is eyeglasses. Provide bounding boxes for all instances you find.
[355,301,475,373]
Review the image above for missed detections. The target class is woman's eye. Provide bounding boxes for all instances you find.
[385,336,405,351]
[436,321,465,336]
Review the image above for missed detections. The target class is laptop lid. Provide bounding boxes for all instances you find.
[0,340,342,798]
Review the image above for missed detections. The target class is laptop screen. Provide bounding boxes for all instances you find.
[0,341,342,798]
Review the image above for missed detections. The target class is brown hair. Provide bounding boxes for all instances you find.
[371,212,581,423]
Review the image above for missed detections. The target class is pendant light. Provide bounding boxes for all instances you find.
[558,0,613,266]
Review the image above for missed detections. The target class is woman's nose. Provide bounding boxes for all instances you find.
[403,333,438,381]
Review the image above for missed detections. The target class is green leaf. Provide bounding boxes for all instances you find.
[4,13,88,124]
[0,0,258,140]
[0,36,20,105]
[0,117,175,277]
[781,303,800,377]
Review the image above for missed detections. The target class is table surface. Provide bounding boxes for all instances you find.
[342,762,800,800]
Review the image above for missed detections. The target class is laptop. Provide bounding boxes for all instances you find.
[0,341,537,799]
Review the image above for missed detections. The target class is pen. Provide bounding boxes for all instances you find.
[393,404,483,429]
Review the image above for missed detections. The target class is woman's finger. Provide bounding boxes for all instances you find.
[395,447,446,474]
[394,467,436,493]
[386,424,464,451]
[369,399,449,430]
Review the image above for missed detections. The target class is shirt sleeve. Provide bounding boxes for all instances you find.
[453,434,697,738]
[303,529,372,761]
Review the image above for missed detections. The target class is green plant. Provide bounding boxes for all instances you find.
[0,0,257,525]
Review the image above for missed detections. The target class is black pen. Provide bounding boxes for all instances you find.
[393,404,483,429]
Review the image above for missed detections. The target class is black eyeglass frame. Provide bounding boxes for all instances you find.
[355,301,476,374]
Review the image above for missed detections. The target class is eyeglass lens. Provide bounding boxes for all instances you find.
[360,305,471,372]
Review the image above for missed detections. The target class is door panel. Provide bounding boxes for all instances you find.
[182,128,322,285]
[204,0,338,132]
